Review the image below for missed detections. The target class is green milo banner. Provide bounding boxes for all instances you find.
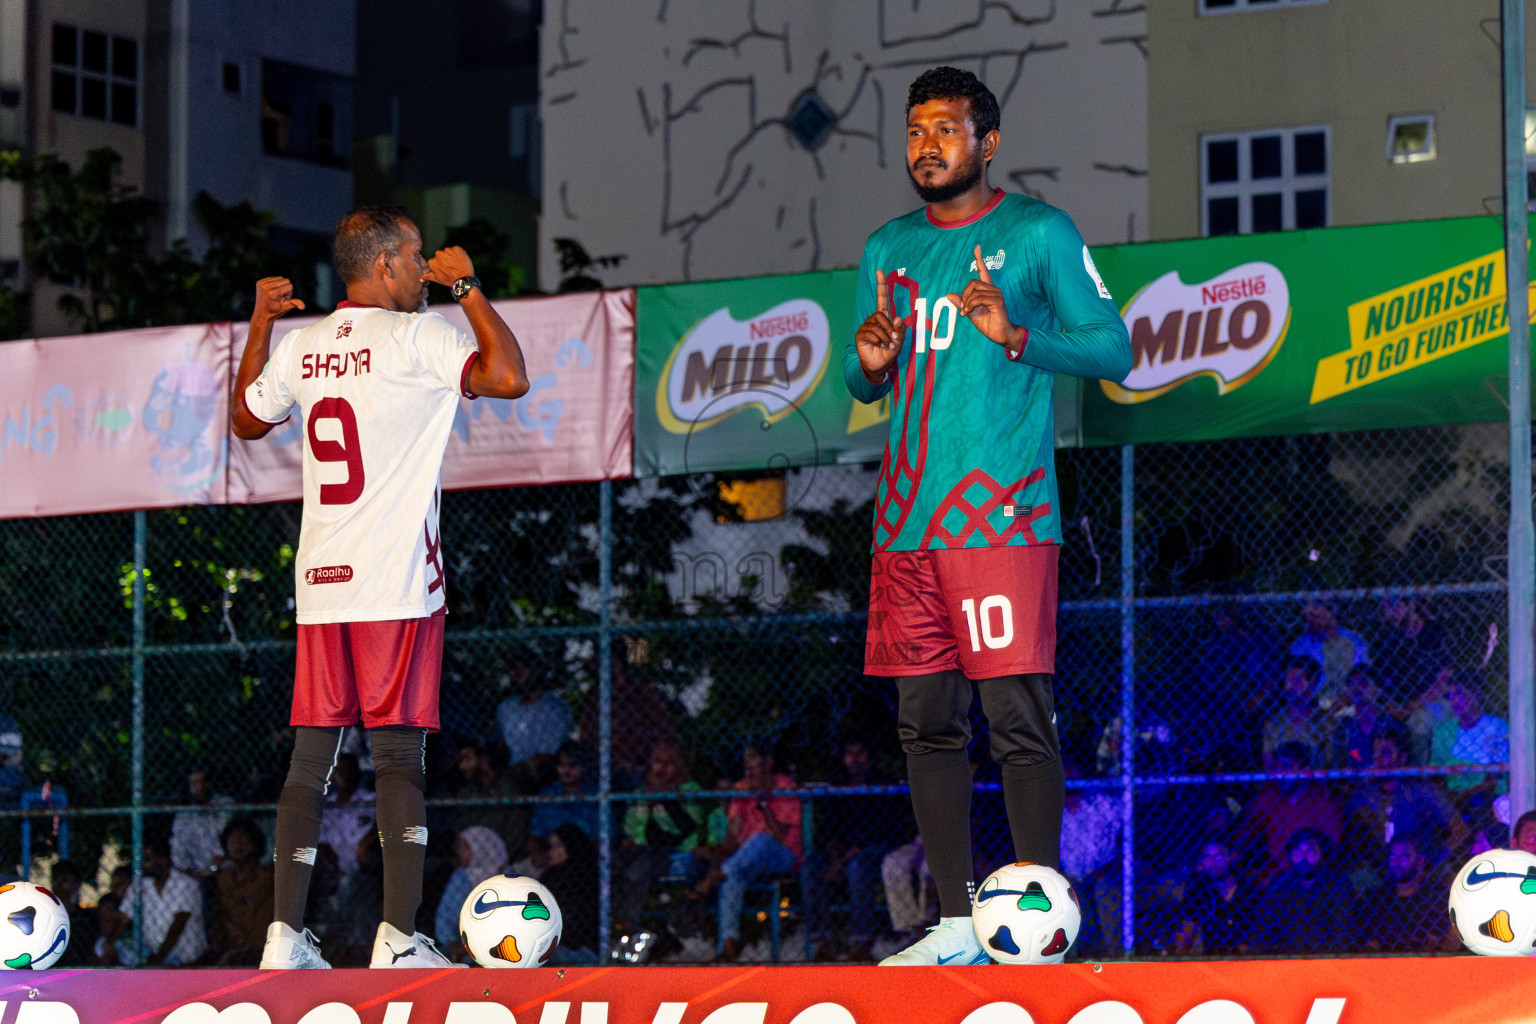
[635,215,1536,476]
[1084,214,1535,446]
[634,269,893,477]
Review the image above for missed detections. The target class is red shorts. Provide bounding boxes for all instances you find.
[865,545,1058,678]
[293,616,445,731]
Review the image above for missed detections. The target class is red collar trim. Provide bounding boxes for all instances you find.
[336,300,384,310]
[926,188,1006,229]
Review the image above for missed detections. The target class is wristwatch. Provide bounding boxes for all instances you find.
[450,276,481,301]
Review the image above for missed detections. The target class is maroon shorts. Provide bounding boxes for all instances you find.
[293,616,445,731]
[865,545,1058,678]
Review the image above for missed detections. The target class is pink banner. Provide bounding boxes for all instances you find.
[227,290,635,503]
[13,957,1536,1023]
[0,324,232,518]
[0,291,633,520]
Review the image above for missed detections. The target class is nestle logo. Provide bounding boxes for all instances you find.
[305,565,353,585]
[1201,275,1266,305]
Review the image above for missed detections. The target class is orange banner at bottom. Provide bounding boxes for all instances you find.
[8,957,1535,1024]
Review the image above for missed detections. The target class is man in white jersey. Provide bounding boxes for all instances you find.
[231,206,529,969]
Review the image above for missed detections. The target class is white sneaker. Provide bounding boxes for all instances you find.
[369,922,467,968]
[259,922,331,969]
[879,917,991,966]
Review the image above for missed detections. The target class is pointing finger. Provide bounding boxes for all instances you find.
[876,269,887,315]
[973,245,993,285]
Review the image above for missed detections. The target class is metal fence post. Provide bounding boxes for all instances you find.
[1118,444,1136,955]
[597,480,614,958]
[131,508,146,962]
[1502,0,1535,834]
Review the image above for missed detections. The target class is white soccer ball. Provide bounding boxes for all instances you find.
[460,874,562,968]
[0,882,70,970]
[1448,848,1536,957]
[972,862,1081,964]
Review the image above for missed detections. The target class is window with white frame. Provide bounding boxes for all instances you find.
[51,23,138,127]
[1201,127,1329,237]
[1200,0,1327,13]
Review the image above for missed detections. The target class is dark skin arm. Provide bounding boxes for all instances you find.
[945,244,1025,355]
[147,910,192,966]
[853,269,908,384]
[421,247,529,400]
[230,276,305,441]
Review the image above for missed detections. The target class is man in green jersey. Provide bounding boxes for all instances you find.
[843,66,1131,966]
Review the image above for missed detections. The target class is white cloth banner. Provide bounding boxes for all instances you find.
[0,290,635,519]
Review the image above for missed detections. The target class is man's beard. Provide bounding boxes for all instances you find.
[908,150,984,204]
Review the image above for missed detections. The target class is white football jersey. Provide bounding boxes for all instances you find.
[244,303,479,624]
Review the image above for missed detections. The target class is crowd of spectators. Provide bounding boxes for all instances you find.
[1134,597,1524,957]
[13,597,1536,965]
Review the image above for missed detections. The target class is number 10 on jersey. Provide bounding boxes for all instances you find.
[960,595,1014,652]
[888,273,959,354]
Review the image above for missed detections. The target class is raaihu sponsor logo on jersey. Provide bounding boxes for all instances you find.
[304,565,353,585]
[1101,261,1290,404]
[657,298,831,433]
[1309,247,1532,404]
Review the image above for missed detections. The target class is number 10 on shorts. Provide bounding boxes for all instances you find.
[960,595,1014,652]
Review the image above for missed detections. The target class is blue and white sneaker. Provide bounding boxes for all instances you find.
[878,917,991,966]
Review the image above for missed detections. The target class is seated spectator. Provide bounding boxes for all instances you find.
[579,647,678,791]
[451,740,531,858]
[881,837,933,946]
[1363,832,1455,953]
[1343,725,1462,868]
[48,860,98,967]
[92,894,137,967]
[124,835,206,966]
[529,741,600,840]
[319,753,376,893]
[1197,608,1284,711]
[1262,828,1354,954]
[1374,597,1448,702]
[801,738,910,961]
[613,740,706,937]
[1514,810,1536,854]
[1237,742,1343,885]
[435,826,509,961]
[210,818,273,966]
[1336,666,1396,769]
[1261,657,1343,768]
[496,663,572,789]
[1405,663,1456,764]
[169,764,233,880]
[1289,602,1368,706]
[1059,759,1122,957]
[540,823,601,964]
[1171,838,1257,956]
[1429,671,1509,800]
[689,742,801,961]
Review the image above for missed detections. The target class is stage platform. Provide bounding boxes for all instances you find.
[7,957,1536,1024]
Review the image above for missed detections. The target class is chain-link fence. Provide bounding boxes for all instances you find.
[0,424,1518,965]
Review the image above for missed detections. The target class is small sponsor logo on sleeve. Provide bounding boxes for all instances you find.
[304,565,354,585]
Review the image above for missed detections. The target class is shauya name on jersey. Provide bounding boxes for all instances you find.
[301,348,372,379]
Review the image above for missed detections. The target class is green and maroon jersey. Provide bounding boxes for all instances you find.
[843,189,1131,552]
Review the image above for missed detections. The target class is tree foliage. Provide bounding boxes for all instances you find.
[0,147,318,334]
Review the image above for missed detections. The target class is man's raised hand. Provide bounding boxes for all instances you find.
[253,277,304,324]
[946,245,1024,353]
[854,268,907,382]
[423,246,476,287]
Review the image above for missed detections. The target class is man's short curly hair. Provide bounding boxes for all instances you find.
[906,66,1000,140]
[332,206,412,284]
